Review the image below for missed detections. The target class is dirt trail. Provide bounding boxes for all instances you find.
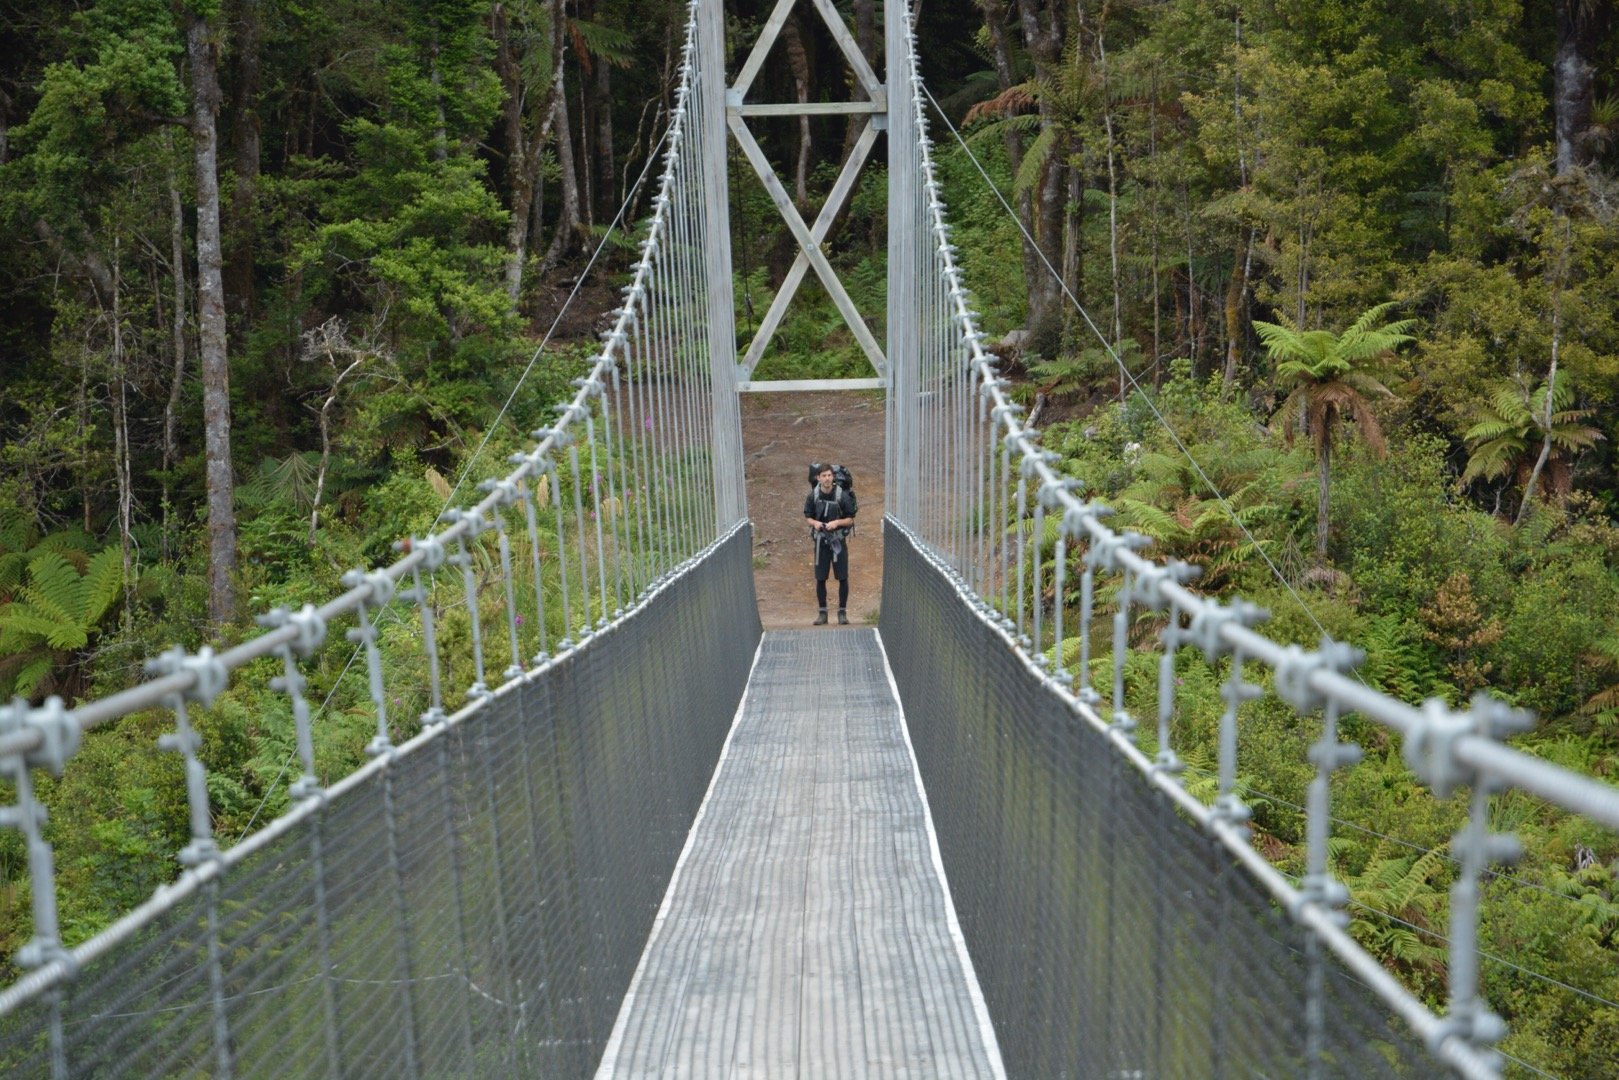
[741,391,886,630]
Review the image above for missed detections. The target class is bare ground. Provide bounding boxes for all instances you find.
[741,391,886,630]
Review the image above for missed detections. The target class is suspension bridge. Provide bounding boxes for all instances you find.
[3,1,1618,1077]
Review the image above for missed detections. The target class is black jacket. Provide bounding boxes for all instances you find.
[804,484,857,537]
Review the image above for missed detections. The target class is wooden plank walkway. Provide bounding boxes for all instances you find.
[597,628,1005,1079]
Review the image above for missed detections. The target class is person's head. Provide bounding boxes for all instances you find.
[817,465,835,491]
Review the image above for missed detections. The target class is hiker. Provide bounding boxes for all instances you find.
[804,463,857,625]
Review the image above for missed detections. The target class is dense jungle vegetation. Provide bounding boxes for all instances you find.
[1,0,1617,1074]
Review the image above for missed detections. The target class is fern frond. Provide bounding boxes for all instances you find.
[1463,419,1520,442]
[0,553,25,596]
[81,547,127,626]
[1113,500,1181,541]
[0,610,63,644]
[1480,384,1524,420]
[21,552,80,626]
[10,654,56,699]
[1012,125,1058,198]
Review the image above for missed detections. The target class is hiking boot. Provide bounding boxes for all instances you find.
[837,610,850,625]
[813,610,829,626]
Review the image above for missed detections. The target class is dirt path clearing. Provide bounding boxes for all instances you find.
[741,391,886,630]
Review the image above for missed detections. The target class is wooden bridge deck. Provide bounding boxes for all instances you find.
[597,628,1005,1079]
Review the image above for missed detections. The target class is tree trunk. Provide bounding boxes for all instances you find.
[1222,228,1252,390]
[985,0,1053,331]
[312,342,367,545]
[496,1,525,299]
[780,15,815,210]
[188,11,239,626]
[1061,132,1082,342]
[1552,0,1601,174]
[594,54,614,222]
[110,241,134,622]
[540,42,584,275]
[226,0,262,316]
[77,329,92,533]
[782,15,812,211]
[1148,65,1161,375]
[1183,195,1198,366]
[497,1,564,306]
[1222,14,1250,392]
[1097,20,1122,375]
[841,0,878,159]
[164,139,189,562]
[1021,0,1068,334]
[1316,422,1332,560]
[1517,216,1574,523]
[1515,321,1561,525]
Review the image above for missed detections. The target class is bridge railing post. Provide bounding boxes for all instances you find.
[888,0,921,524]
[259,603,346,1076]
[1402,694,1533,1066]
[148,645,233,1078]
[0,696,79,1080]
[480,479,526,681]
[596,345,633,615]
[346,568,423,1080]
[1270,638,1364,1076]
[570,375,613,627]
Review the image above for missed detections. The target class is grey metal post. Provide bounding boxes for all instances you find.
[888,0,920,523]
[348,569,423,1080]
[149,646,233,1079]
[1030,488,1046,659]
[480,481,526,679]
[0,697,78,1080]
[258,605,344,1077]
[562,414,595,629]
[1110,565,1136,740]
[617,302,653,590]
[510,466,553,662]
[696,5,742,530]
[440,511,491,696]
[598,348,632,612]
[572,382,612,627]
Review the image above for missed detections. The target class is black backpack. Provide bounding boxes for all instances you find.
[806,463,854,492]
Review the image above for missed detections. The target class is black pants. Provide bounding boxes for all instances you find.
[814,535,849,610]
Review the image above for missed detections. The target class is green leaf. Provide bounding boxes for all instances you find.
[80,547,127,627]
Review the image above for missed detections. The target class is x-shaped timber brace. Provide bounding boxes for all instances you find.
[727,0,889,393]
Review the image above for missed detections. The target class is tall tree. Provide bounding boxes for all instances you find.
[976,0,1044,328]
[494,0,564,304]
[186,4,239,625]
[1462,378,1604,515]
[1553,0,1609,174]
[1255,302,1413,559]
[1012,0,1067,334]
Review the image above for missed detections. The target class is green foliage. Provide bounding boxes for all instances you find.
[1462,376,1605,501]
[1342,842,1451,999]
[0,522,132,700]
[0,0,1616,1066]
[1359,612,1443,705]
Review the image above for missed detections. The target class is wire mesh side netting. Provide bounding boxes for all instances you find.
[0,525,761,1080]
[881,522,1450,1080]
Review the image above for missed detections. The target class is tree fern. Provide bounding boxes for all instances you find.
[1360,613,1439,704]
[0,545,131,699]
[1580,633,1619,719]
[240,452,322,512]
[1342,842,1450,992]
[1461,377,1603,496]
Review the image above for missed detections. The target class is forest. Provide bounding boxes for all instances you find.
[1,0,1618,1075]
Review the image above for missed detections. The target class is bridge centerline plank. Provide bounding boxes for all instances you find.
[596,629,1004,1079]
